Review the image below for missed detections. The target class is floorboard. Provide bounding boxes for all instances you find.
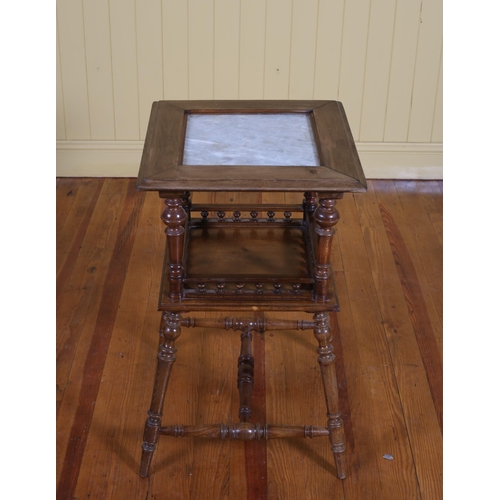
[57,180,144,499]
[56,178,102,279]
[375,182,443,430]
[56,179,129,419]
[57,179,442,499]
[337,193,421,500]
[354,184,442,499]
[414,181,443,246]
[393,181,443,329]
[55,178,80,236]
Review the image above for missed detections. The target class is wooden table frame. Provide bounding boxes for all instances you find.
[136,100,366,483]
[137,100,366,193]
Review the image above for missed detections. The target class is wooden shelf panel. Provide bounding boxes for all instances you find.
[185,224,313,280]
[158,220,340,312]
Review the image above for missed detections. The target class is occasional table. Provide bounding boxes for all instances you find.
[136,100,367,482]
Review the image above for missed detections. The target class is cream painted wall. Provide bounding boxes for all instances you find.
[56,0,442,178]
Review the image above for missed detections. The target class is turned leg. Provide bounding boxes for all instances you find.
[313,193,342,301]
[160,193,188,300]
[313,312,347,479]
[303,191,318,214]
[237,328,254,422]
[140,312,182,477]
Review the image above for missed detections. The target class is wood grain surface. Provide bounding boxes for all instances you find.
[57,179,442,499]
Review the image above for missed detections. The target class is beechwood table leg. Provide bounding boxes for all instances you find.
[313,312,347,479]
[140,312,182,477]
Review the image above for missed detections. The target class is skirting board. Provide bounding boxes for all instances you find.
[56,140,443,179]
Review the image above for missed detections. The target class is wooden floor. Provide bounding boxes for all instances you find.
[56,179,442,500]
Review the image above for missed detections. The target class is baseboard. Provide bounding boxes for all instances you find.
[356,142,443,179]
[56,140,443,179]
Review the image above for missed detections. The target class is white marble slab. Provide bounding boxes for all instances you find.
[182,113,320,166]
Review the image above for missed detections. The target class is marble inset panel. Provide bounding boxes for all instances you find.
[182,113,320,166]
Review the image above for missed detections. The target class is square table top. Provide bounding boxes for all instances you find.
[136,100,367,193]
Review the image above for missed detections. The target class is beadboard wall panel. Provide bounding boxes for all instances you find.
[82,0,115,140]
[408,0,443,142]
[56,26,66,141]
[239,0,266,99]
[263,0,293,99]
[57,0,90,140]
[214,0,240,99]
[188,0,214,99]
[432,52,443,144]
[109,0,140,140]
[162,0,189,100]
[136,0,163,140]
[288,0,318,100]
[384,0,422,142]
[337,0,371,140]
[360,0,397,142]
[313,0,344,101]
[56,0,443,178]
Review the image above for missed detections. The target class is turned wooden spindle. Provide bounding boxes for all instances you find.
[313,194,341,301]
[158,311,166,340]
[159,423,330,440]
[237,329,254,421]
[161,195,188,300]
[181,191,191,218]
[140,312,183,478]
[178,316,316,333]
[313,312,347,479]
[303,191,318,213]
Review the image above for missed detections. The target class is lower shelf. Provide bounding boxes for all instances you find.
[159,219,339,312]
[186,224,313,280]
